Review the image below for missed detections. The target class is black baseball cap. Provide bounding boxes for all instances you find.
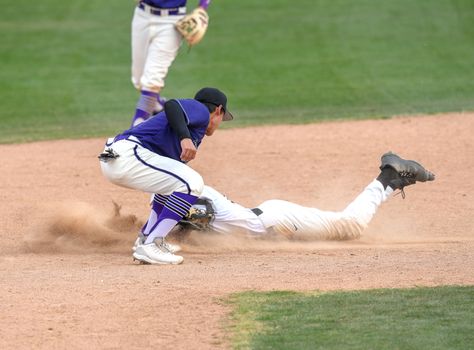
[194,87,234,121]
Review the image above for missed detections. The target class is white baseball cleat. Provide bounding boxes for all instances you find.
[160,238,182,253]
[132,235,181,253]
[133,240,184,265]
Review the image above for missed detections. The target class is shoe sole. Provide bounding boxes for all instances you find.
[132,252,183,265]
[133,244,181,254]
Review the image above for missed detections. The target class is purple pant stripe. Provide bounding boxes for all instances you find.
[167,196,191,213]
[169,194,192,208]
[165,202,188,217]
[132,146,192,194]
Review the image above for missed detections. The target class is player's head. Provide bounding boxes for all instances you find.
[195,87,234,121]
[195,87,234,136]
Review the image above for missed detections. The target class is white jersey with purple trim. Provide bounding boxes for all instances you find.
[199,180,393,240]
[132,0,211,93]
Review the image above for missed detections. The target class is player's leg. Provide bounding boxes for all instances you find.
[100,139,201,243]
[340,152,436,234]
[131,90,160,127]
[141,194,167,235]
[257,199,362,240]
[131,7,149,90]
[126,145,203,264]
[134,194,167,245]
[258,152,435,240]
[135,17,182,121]
[130,8,157,127]
[304,152,435,239]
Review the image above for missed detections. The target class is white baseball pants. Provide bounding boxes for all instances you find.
[257,180,393,240]
[131,7,184,92]
[100,137,204,196]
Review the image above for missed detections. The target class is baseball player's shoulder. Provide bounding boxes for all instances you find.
[177,98,209,114]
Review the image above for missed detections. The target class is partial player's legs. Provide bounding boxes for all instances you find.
[140,17,182,92]
[333,152,435,237]
[131,7,149,91]
[133,194,182,253]
[258,180,388,240]
[130,14,182,126]
[259,152,435,240]
[131,8,158,127]
[100,140,203,264]
[131,90,160,127]
[131,147,202,264]
[326,151,435,238]
[133,190,199,264]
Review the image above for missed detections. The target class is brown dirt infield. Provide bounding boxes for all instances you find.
[1,113,473,349]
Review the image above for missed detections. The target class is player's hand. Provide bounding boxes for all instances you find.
[180,138,197,162]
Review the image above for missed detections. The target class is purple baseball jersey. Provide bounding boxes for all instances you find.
[117,99,210,162]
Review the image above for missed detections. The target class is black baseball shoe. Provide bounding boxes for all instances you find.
[377,152,435,194]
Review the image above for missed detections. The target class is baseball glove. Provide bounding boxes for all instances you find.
[175,7,209,47]
[178,198,215,231]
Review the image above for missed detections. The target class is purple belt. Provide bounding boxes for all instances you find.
[138,2,186,16]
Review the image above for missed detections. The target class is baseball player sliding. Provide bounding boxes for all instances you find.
[131,0,212,127]
[170,152,435,240]
[99,87,233,265]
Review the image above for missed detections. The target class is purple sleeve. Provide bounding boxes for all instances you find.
[198,0,211,10]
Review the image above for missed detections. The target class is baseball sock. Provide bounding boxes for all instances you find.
[141,194,168,235]
[131,90,159,127]
[154,94,167,113]
[144,192,198,245]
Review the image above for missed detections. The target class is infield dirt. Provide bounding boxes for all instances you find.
[1,113,473,349]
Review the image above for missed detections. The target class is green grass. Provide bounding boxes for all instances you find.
[1,0,474,142]
[227,286,474,350]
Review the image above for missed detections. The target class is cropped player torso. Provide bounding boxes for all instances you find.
[117,99,209,162]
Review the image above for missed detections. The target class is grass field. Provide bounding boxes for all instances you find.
[228,286,474,349]
[1,0,474,142]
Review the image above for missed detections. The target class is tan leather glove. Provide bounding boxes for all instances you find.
[175,7,209,47]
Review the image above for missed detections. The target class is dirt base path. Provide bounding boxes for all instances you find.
[1,113,473,349]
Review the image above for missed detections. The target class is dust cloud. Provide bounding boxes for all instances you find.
[23,199,431,255]
[23,200,365,255]
[23,201,143,254]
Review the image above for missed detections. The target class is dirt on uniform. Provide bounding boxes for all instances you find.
[0,113,473,349]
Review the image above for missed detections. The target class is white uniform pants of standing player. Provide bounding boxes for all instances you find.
[256,180,393,240]
[131,7,185,92]
[100,137,203,197]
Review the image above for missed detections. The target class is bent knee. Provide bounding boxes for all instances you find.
[189,175,204,196]
[174,173,204,196]
[340,216,366,239]
[329,216,366,241]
